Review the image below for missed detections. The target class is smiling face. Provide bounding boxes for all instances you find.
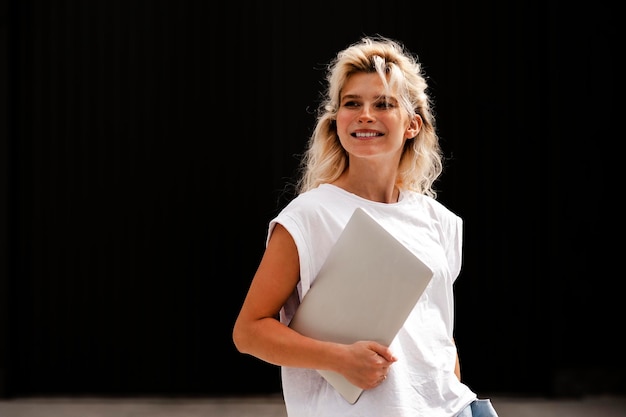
[335,72,421,163]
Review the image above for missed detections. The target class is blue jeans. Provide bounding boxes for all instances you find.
[456,399,499,417]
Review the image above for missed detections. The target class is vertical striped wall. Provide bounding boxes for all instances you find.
[2,0,622,398]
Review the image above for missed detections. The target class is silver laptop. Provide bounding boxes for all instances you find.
[288,207,433,404]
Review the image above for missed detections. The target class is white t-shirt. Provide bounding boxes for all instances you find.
[269,184,477,417]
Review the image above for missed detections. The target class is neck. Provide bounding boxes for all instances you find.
[332,173,399,204]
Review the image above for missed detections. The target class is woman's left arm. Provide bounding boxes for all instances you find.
[453,338,461,380]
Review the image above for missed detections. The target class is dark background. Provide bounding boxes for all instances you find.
[1,0,622,399]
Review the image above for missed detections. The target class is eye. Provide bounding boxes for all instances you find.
[342,100,360,108]
[376,99,395,109]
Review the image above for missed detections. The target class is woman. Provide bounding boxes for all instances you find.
[232,35,498,417]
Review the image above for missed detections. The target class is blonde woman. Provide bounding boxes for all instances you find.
[233,35,498,417]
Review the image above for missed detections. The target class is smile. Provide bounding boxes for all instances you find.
[353,132,382,137]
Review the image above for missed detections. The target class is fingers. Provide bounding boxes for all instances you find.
[368,343,398,363]
[374,373,387,387]
[367,344,393,386]
[347,341,395,389]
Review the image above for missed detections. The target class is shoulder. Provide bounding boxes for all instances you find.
[277,184,353,221]
[403,191,462,224]
[269,185,355,241]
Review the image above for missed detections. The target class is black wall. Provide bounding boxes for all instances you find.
[2,0,622,398]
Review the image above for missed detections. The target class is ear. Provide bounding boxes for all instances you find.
[405,114,423,139]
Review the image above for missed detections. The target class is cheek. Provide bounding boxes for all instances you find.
[335,111,352,130]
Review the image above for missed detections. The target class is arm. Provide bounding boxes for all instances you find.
[232,223,397,389]
[453,338,461,380]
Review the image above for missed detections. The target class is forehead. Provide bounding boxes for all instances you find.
[341,72,393,98]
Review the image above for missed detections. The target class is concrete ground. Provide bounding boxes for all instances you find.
[0,394,625,416]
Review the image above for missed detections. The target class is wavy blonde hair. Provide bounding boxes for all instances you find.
[296,35,443,198]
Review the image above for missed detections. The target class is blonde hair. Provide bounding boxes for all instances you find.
[296,35,443,198]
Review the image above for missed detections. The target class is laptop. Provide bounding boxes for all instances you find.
[288,207,433,404]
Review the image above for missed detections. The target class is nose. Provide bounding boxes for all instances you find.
[358,105,375,123]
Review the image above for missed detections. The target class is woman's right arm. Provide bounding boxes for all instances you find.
[232,223,396,389]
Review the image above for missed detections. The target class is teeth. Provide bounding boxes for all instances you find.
[355,132,379,137]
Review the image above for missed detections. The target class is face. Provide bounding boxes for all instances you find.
[336,72,420,162]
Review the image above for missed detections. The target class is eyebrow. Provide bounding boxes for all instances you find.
[341,94,396,102]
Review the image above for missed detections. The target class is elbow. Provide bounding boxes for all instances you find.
[232,321,249,354]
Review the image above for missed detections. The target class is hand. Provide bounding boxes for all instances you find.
[339,341,397,390]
